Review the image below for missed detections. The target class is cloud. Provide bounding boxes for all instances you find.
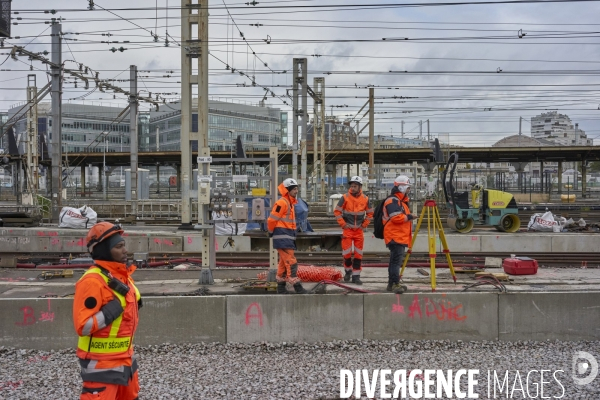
[2,0,600,146]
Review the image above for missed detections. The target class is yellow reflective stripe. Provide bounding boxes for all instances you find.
[270,215,294,223]
[78,336,131,354]
[132,282,140,302]
[78,267,129,354]
[84,268,127,338]
[108,314,123,338]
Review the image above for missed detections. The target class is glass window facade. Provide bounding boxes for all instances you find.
[145,104,285,152]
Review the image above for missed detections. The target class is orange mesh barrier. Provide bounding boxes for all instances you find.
[257,264,342,282]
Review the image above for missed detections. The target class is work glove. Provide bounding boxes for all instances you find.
[101,298,124,325]
[406,214,415,221]
[268,232,273,238]
[341,224,348,230]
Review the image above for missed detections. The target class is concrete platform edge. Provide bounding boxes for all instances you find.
[1,292,599,350]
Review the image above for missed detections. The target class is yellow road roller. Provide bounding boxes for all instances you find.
[442,152,520,233]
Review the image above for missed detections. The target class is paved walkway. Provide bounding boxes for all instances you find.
[1,263,598,298]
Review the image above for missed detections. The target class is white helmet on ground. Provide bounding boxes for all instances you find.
[349,176,363,185]
[283,178,298,189]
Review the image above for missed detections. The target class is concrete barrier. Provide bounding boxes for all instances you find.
[183,235,251,252]
[499,292,600,341]
[364,293,498,341]
[0,297,228,350]
[0,236,18,252]
[0,298,76,350]
[148,236,184,253]
[59,237,87,253]
[2,293,600,350]
[551,235,600,253]
[136,297,226,345]
[363,235,430,253]
[124,236,150,253]
[444,234,482,253]
[227,294,363,343]
[363,236,389,252]
[481,234,552,253]
[1,228,600,255]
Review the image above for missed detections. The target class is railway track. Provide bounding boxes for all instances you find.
[217,251,600,267]
[15,251,600,268]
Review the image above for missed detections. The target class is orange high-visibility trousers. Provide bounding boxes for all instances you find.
[341,229,364,274]
[80,371,139,400]
[276,248,300,284]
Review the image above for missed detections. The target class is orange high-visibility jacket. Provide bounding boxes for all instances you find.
[334,190,374,229]
[382,187,412,246]
[267,182,298,249]
[73,260,141,363]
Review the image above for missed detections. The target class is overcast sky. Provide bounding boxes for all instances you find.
[2,0,600,147]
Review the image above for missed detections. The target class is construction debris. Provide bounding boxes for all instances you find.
[37,270,74,281]
[474,272,510,282]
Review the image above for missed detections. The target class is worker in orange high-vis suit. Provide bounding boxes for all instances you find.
[383,175,416,292]
[334,176,374,285]
[73,222,142,400]
[267,178,308,294]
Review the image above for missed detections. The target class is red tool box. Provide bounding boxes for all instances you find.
[503,257,538,275]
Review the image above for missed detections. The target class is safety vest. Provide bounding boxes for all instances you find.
[382,192,412,246]
[334,191,374,229]
[77,267,141,358]
[268,196,297,249]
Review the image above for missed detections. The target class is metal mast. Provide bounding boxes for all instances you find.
[292,58,308,198]
[50,22,62,221]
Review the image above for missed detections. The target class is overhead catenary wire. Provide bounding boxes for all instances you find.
[3,1,600,147]
[10,0,600,13]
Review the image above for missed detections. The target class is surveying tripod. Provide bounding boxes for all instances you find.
[399,199,457,291]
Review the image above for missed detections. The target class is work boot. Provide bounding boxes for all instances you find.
[386,282,393,292]
[293,283,308,294]
[352,275,363,285]
[277,282,289,294]
[343,270,352,282]
[391,283,407,294]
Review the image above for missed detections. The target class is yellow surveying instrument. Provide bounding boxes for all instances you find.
[400,199,457,291]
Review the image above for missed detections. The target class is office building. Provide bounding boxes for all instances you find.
[530,111,591,146]
[145,99,287,152]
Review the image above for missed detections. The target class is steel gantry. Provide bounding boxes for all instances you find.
[352,88,375,188]
[292,58,308,198]
[310,77,326,201]
[26,75,39,197]
[50,22,63,221]
[180,0,215,282]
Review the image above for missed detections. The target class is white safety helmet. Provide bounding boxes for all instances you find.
[283,178,298,188]
[394,175,411,193]
[349,176,363,185]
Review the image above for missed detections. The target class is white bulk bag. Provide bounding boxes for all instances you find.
[58,206,98,229]
[527,211,558,232]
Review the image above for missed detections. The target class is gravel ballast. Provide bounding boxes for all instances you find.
[1,340,599,399]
